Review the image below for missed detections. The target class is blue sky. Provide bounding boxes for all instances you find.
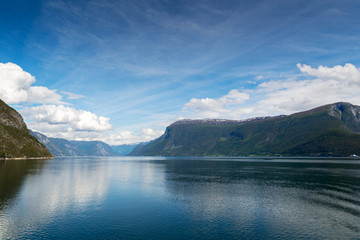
[1,0,360,144]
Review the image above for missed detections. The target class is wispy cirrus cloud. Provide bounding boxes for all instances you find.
[61,91,84,100]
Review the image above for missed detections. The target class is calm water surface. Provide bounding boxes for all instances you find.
[0,157,359,239]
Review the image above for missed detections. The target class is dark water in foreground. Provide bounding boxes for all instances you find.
[0,157,359,240]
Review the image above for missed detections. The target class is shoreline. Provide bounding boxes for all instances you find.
[0,156,54,160]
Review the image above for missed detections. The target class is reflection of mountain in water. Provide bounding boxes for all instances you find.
[158,159,360,238]
[0,157,111,239]
[0,159,47,211]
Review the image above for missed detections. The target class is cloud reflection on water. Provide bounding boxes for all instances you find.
[0,158,110,239]
[0,157,359,239]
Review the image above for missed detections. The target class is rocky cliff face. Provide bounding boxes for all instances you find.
[328,102,360,133]
[0,100,27,130]
[0,99,53,159]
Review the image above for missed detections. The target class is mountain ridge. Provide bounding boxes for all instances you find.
[129,102,360,157]
[30,131,119,156]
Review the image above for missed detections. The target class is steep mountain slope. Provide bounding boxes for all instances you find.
[31,131,118,156]
[30,131,85,156]
[129,102,360,157]
[0,99,53,159]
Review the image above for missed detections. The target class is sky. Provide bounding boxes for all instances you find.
[1,0,360,145]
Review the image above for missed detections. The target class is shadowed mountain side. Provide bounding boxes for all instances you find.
[129,102,360,157]
[0,99,53,159]
[0,159,47,211]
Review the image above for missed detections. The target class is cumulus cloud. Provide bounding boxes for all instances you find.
[0,62,165,145]
[183,63,360,119]
[21,105,112,132]
[185,89,249,110]
[184,89,250,118]
[76,128,163,145]
[0,62,62,104]
[256,63,360,114]
[104,128,164,145]
[26,112,163,144]
[297,63,360,83]
[0,62,118,142]
[141,128,164,140]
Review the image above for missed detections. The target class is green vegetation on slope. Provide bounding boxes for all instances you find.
[0,99,53,159]
[130,102,360,157]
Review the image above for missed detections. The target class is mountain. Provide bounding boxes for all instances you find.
[30,131,84,156]
[129,102,360,157]
[0,99,53,159]
[31,131,118,156]
[70,141,118,156]
[111,144,141,156]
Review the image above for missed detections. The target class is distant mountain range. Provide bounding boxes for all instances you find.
[111,144,143,156]
[129,102,360,157]
[30,131,119,156]
[0,99,52,159]
[30,131,143,157]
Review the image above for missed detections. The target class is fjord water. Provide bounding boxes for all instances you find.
[0,157,359,240]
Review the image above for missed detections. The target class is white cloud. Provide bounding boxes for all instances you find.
[71,128,164,145]
[27,117,163,145]
[5,62,360,145]
[256,63,360,114]
[21,105,112,132]
[0,62,62,104]
[297,63,360,83]
[184,89,250,118]
[104,128,164,145]
[0,62,166,145]
[185,97,223,111]
[183,63,360,119]
[141,128,164,140]
[0,62,164,145]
